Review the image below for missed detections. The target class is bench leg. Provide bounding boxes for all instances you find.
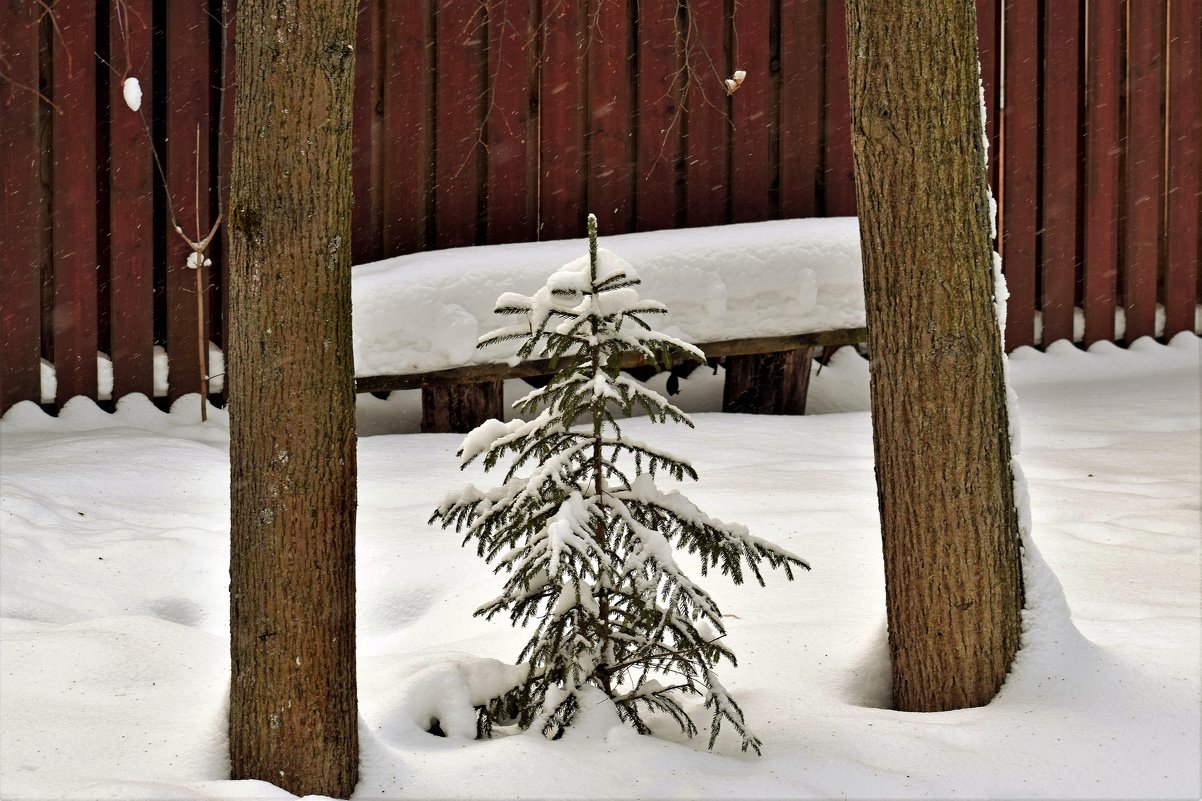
[722,347,814,415]
[421,381,505,433]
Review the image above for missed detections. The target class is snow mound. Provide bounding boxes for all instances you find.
[352,218,863,377]
[3,392,227,439]
[362,653,528,743]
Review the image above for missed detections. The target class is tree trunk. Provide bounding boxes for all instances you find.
[226,2,359,796]
[844,2,1024,712]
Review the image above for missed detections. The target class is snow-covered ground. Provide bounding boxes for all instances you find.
[1,334,1198,800]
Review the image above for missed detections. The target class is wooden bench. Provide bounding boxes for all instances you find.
[348,218,866,432]
[354,328,867,433]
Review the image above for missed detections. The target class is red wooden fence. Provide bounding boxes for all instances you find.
[1,0,1198,413]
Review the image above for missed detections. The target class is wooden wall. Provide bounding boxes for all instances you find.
[0,0,1198,412]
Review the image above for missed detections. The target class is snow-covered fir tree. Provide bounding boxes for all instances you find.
[431,214,808,753]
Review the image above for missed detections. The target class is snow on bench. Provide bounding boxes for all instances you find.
[351,217,866,393]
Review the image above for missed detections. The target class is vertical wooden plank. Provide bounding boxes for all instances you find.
[1122,1,1166,343]
[353,0,383,262]
[977,0,1000,200]
[203,0,227,357]
[635,0,681,231]
[383,2,432,255]
[164,0,213,401]
[1039,0,1080,346]
[485,0,536,243]
[730,0,771,223]
[1001,0,1038,350]
[51,0,99,404]
[217,0,236,227]
[430,0,499,435]
[823,0,855,216]
[541,0,588,239]
[421,380,504,433]
[216,0,236,369]
[588,0,635,234]
[1084,0,1122,345]
[0,0,43,410]
[435,0,485,248]
[722,347,814,414]
[108,0,155,400]
[1165,0,1201,337]
[683,0,729,228]
[779,0,823,218]
[350,0,377,258]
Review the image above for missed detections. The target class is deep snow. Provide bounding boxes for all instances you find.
[1,334,1199,800]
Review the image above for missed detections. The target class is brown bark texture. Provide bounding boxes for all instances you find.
[844,1,1024,712]
[226,1,359,796]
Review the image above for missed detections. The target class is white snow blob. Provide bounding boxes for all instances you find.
[122,77,143,112]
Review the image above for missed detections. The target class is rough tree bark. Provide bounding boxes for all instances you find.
[844,2,1024,711]
[226,1,359,796]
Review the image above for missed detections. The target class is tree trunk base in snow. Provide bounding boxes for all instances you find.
[845,0,1023,713]
[422,381,504,433]
[722,348,814,415]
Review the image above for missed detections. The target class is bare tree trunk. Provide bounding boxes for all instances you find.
[844,1,1024,712]
[226,1,359,796]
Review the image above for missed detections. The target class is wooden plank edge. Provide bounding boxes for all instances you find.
[355,327,867,393]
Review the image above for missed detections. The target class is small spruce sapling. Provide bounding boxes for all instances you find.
[431,214,808,753]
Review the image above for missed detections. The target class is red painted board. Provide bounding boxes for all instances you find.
[216,0,236,358]
[350,0,382,258]
[1039,0,1081,346]
[353,0,383,262]
[52,0,99,404]
[1083,0,1122,345]
[540,0,588,239]
[1001,0,1038,350]
[485,0,536,244]
[384,1,432,254]
[977,0,1000,201]
[108,0,155,401]
[779,0,823,219]
[0,0,43,410]
[1165,0,1201,338]
[435,0,484,248]
[217,0,236,212]
[165,0,213,401]
[1122,2,1166,343]
[823,0,855,216]
[730,0,771,223]
[683,0,729,228]
[635,0,681,231]
[588,0,634,235]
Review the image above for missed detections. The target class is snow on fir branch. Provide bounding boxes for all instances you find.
[430,213,809,754]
